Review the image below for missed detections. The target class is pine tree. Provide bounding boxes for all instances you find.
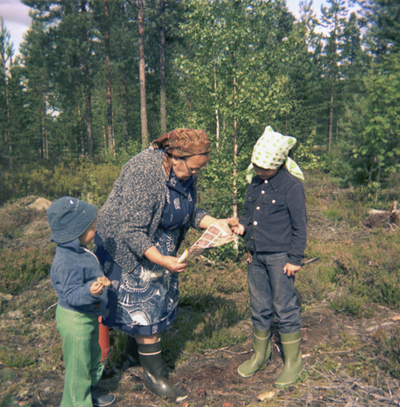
[23,0,98,157]
[343,0,400,185]
[0,18,16,167]
[20,19,52,160]
[320,0,348,150]
[359,0,400,58]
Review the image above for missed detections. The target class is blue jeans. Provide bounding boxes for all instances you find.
[247,252,301,334]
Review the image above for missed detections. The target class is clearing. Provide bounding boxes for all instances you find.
[1,195,400,406]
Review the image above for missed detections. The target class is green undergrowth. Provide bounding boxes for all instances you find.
[165,256,249,365]
[0,207,45,241]
[2,168,400,403]
[107,255,250,369]
[373,325,400,379]
[0,159,121,206]
[301,232,400,315]
[0,247,54,297]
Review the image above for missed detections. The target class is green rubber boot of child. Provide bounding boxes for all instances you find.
[237,327,271,378]
[274,331,303,388]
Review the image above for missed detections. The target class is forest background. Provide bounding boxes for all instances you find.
[0,0,399,211]
[1,1,400,405]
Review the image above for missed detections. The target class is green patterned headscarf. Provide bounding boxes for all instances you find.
[246,126,304,183]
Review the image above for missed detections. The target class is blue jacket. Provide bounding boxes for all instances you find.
[239,169,307,266]
[50,239,108,315]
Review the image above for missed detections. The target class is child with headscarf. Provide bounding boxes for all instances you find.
[232,126,307,388]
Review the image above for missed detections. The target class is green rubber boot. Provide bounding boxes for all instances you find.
[237,327,271,378]
[138,342,187,402]
[274,331,303,388]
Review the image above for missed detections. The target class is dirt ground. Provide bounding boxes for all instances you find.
[3,290,400,406]
[1,197,400,406]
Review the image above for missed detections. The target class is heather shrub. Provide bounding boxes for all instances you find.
[0,248,54,296]
[0,160,121,206]
[373,325,400,379]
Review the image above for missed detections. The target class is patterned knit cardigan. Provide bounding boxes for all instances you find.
[96,147,208,273]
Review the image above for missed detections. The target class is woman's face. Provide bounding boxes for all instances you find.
[172,154,210,181]
[253,164,277,180]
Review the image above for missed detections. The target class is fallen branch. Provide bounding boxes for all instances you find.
[43,302,57,314]
[297,361,400,406]
[366,321,395,332]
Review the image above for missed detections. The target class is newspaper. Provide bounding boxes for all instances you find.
[177,224,238,263]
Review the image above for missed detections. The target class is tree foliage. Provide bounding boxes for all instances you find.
[0,0,397,193]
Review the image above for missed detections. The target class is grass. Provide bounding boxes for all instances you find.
[2,168,400,405]
[0,346,36,369]
[0,248,54,296]
[373,325,400,379]
[107,256,250,369]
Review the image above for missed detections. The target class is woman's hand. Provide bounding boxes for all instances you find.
[231,223,245,235]
[161,256,188,274]
[199,215,235,235]
[283,263,301,277]
[90,281,104,295]
[144,246,187,273]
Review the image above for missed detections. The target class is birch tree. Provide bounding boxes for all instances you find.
[178,0,295,217]
[138,0,149,148]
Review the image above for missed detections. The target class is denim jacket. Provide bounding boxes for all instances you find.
[50,239,108,315]
[239,169,307,266]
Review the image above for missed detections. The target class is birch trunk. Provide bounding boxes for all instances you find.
[104,0,115,156]
[81,0,94,158]
[159,0,167,134]
[138,0,149,148]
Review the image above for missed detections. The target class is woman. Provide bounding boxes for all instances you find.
[232,126,307,387]
[94,129,232,402]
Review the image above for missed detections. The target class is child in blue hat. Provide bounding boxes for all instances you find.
[47,197,115,407]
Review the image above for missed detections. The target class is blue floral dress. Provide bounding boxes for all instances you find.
[95,171,194,336]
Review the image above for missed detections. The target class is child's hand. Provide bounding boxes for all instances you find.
[214,217,235,236]
[231,223,245,235]
[90,281,104,295]
[283,263,301,276]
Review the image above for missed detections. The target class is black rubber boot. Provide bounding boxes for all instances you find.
[125,334,140,367]
[138,342,188,402]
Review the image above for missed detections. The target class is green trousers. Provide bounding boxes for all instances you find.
[56,306,104,407]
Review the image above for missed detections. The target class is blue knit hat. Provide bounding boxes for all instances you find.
[47,197,98,244]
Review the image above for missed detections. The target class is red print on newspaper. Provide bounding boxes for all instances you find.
[177,225,238,263]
